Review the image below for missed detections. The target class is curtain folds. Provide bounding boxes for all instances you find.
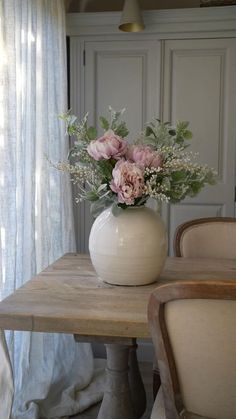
[0,1,104,417]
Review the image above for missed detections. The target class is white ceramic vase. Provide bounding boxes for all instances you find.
[89,206,167,286]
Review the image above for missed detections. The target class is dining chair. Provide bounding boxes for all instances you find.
[174,217,236,258]
[152,216,236,399]
[148,279,236,419]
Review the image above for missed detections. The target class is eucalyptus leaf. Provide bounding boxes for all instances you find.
[90,196,113,218]
[90,201,105,218]
[111,203,122,217]
[183,130,193,139]
[99,116,109,131]
[85,190,100,202]
[87,126,97,140]
[97,183,108,193]
[177,121,189,130]
[97,160,114,180]
[145,126,156,137]
[115,122,129,138]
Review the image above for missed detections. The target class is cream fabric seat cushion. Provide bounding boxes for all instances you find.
[165,299,236,419]
[179,222,236,259]
[150,387,166,419]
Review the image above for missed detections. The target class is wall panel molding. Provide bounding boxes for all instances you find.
[169,47,226,179]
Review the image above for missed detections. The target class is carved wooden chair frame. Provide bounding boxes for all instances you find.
[148,279,236,419]
[173,217,236,257]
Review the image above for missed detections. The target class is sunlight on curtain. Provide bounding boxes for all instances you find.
[0,1,105,418]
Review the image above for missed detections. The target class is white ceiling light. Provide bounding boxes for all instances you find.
[119,0,145,32]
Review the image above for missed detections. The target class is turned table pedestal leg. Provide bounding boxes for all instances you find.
[74,335,146,419]
[97,344,135,419]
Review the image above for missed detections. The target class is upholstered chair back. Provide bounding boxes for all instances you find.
[174,217,236,259]
[148,280,236,419]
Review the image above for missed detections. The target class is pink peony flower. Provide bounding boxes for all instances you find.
[110,159,145,205]
[87,130,127,161]
[126,145,163,169]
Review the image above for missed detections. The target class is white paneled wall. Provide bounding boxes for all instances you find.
[67,7,236,358]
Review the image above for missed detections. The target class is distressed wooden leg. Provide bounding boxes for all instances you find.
[129,340,147,418]
[97,344,135,419]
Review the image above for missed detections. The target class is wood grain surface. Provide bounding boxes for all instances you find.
[0,253,236,338]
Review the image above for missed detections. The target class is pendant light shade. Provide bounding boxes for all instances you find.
[119,0,145,32]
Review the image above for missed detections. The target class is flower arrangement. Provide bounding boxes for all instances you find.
[57,107,216,217]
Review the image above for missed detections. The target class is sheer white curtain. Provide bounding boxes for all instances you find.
[0,1,104,418]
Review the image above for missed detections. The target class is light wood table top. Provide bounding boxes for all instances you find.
[0,253,236,339]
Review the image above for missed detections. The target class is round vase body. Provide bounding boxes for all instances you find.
[89,206,167,286]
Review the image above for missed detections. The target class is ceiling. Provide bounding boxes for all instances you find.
[66,0,201,13]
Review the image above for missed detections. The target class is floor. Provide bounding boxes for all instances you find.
[71,362,154,419]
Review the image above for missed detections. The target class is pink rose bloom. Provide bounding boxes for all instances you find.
[87,129,127,161]
[110,159,145,205]
[126,145,163,169]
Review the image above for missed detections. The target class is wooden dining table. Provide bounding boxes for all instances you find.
[1,253,236,419]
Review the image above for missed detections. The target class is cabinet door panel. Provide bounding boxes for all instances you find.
[81,40,161,252]
[162,39,236,253]
[85,40,160,140]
